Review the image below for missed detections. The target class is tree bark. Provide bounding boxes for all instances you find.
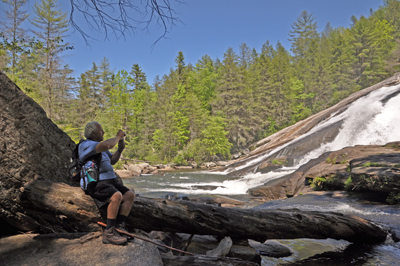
[20,178,389,245]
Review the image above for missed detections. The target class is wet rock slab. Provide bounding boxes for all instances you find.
[0,232,163,266]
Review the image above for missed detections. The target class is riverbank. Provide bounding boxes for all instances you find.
[2,190,399,266]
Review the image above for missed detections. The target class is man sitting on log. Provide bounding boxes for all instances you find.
[79,121,135,245]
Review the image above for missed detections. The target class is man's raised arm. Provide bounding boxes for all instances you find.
[95,130,125,153]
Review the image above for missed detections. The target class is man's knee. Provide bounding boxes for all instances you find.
[124,190,135,201]
[110,191,123,203]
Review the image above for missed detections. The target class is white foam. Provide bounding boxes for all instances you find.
[233,84,400,173]
[296,84,400,166]
[147,169,294,195]
[278,202,400,217]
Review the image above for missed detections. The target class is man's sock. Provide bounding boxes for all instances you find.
[106,218,116,230]
[116,214,127,225]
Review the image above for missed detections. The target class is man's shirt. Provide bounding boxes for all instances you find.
[78,139,116,181]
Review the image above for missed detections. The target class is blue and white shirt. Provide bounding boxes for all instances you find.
[78,139,116,181]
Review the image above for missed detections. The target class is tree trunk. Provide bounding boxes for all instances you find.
[20,178,389,245]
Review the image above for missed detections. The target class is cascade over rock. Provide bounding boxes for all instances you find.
[217,72,400,176]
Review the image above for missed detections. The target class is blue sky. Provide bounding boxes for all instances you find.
[2,0,384,85]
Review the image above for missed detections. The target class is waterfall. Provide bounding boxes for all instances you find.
[228,83,400,174]
[295,83,400,166]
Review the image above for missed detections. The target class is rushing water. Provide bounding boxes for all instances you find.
[123,84,400,265]
[296,83,400,166]
[124,171,400,265]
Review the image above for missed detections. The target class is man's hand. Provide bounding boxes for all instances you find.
[117,130,126,139]
[117,138,125,152]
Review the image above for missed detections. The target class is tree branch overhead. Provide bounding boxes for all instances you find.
[69,0,183,43]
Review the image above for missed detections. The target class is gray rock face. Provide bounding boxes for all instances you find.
[0,232,163,266]
[350,151,400,192]
[249,142,400,200]
[0,71,75,232]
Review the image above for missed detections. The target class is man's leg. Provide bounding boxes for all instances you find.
[119,190,135,216]
[106,191,122,229]
[116,190,135,234]
[103,191,127,245]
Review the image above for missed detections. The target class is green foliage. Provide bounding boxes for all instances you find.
[344,176,354,190]
[113,160,124,170]
[173,153,187,166]
[182,139,209,164]
[286,78,314,123]
[3,2,400,165]
[272,158,288,165]
[326,156,337,164]
[362,162,386,167]
[386,192,400,205]
[311,175,345,191]
[311,176,327,190]
[202,115,232,159]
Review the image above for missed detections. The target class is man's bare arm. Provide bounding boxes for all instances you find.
[95,130,125,153]
[110,150,122,165]
[111,138,125,165]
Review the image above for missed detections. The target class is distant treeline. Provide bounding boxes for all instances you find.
[1,0,400,164]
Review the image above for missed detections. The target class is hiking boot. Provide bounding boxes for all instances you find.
[102,226,127,245]
[117,222,134,240]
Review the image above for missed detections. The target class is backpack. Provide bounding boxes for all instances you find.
[68,140,102,192]
[68,140,84,182]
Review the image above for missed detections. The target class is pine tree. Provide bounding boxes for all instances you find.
[0,0,43,100]
[238,43,252,69]
[289,11,318,62]
[187,55,217,111]
[349,15,395,87]
[30,0,71,120]
[130,63,148,91]
[202,115,232,159]
[100,70,133,144]
[213,47,243,149]
[329,27,357,103]
[269,42,292,129]
[288,11,319,111]
[375,0,400,74]
[253,40,275,137]
[0,0,29,73]
[175,51,186,82]
[99,57,114,97]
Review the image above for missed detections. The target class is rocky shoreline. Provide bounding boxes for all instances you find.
[248,141,400,205]
[114,156,248,178]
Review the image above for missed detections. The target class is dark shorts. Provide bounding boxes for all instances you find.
[87,178,133,209]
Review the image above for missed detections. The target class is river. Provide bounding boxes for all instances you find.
[123,170,400,265]
[121,83,400,265]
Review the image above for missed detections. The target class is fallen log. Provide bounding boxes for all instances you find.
[130,197,388,244]
[19,178,389,245]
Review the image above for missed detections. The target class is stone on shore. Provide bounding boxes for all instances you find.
[248,239,294,258]
[128,164,142,176]
[114,169,132,179]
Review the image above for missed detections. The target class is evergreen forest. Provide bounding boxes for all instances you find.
[1,0,400,165]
